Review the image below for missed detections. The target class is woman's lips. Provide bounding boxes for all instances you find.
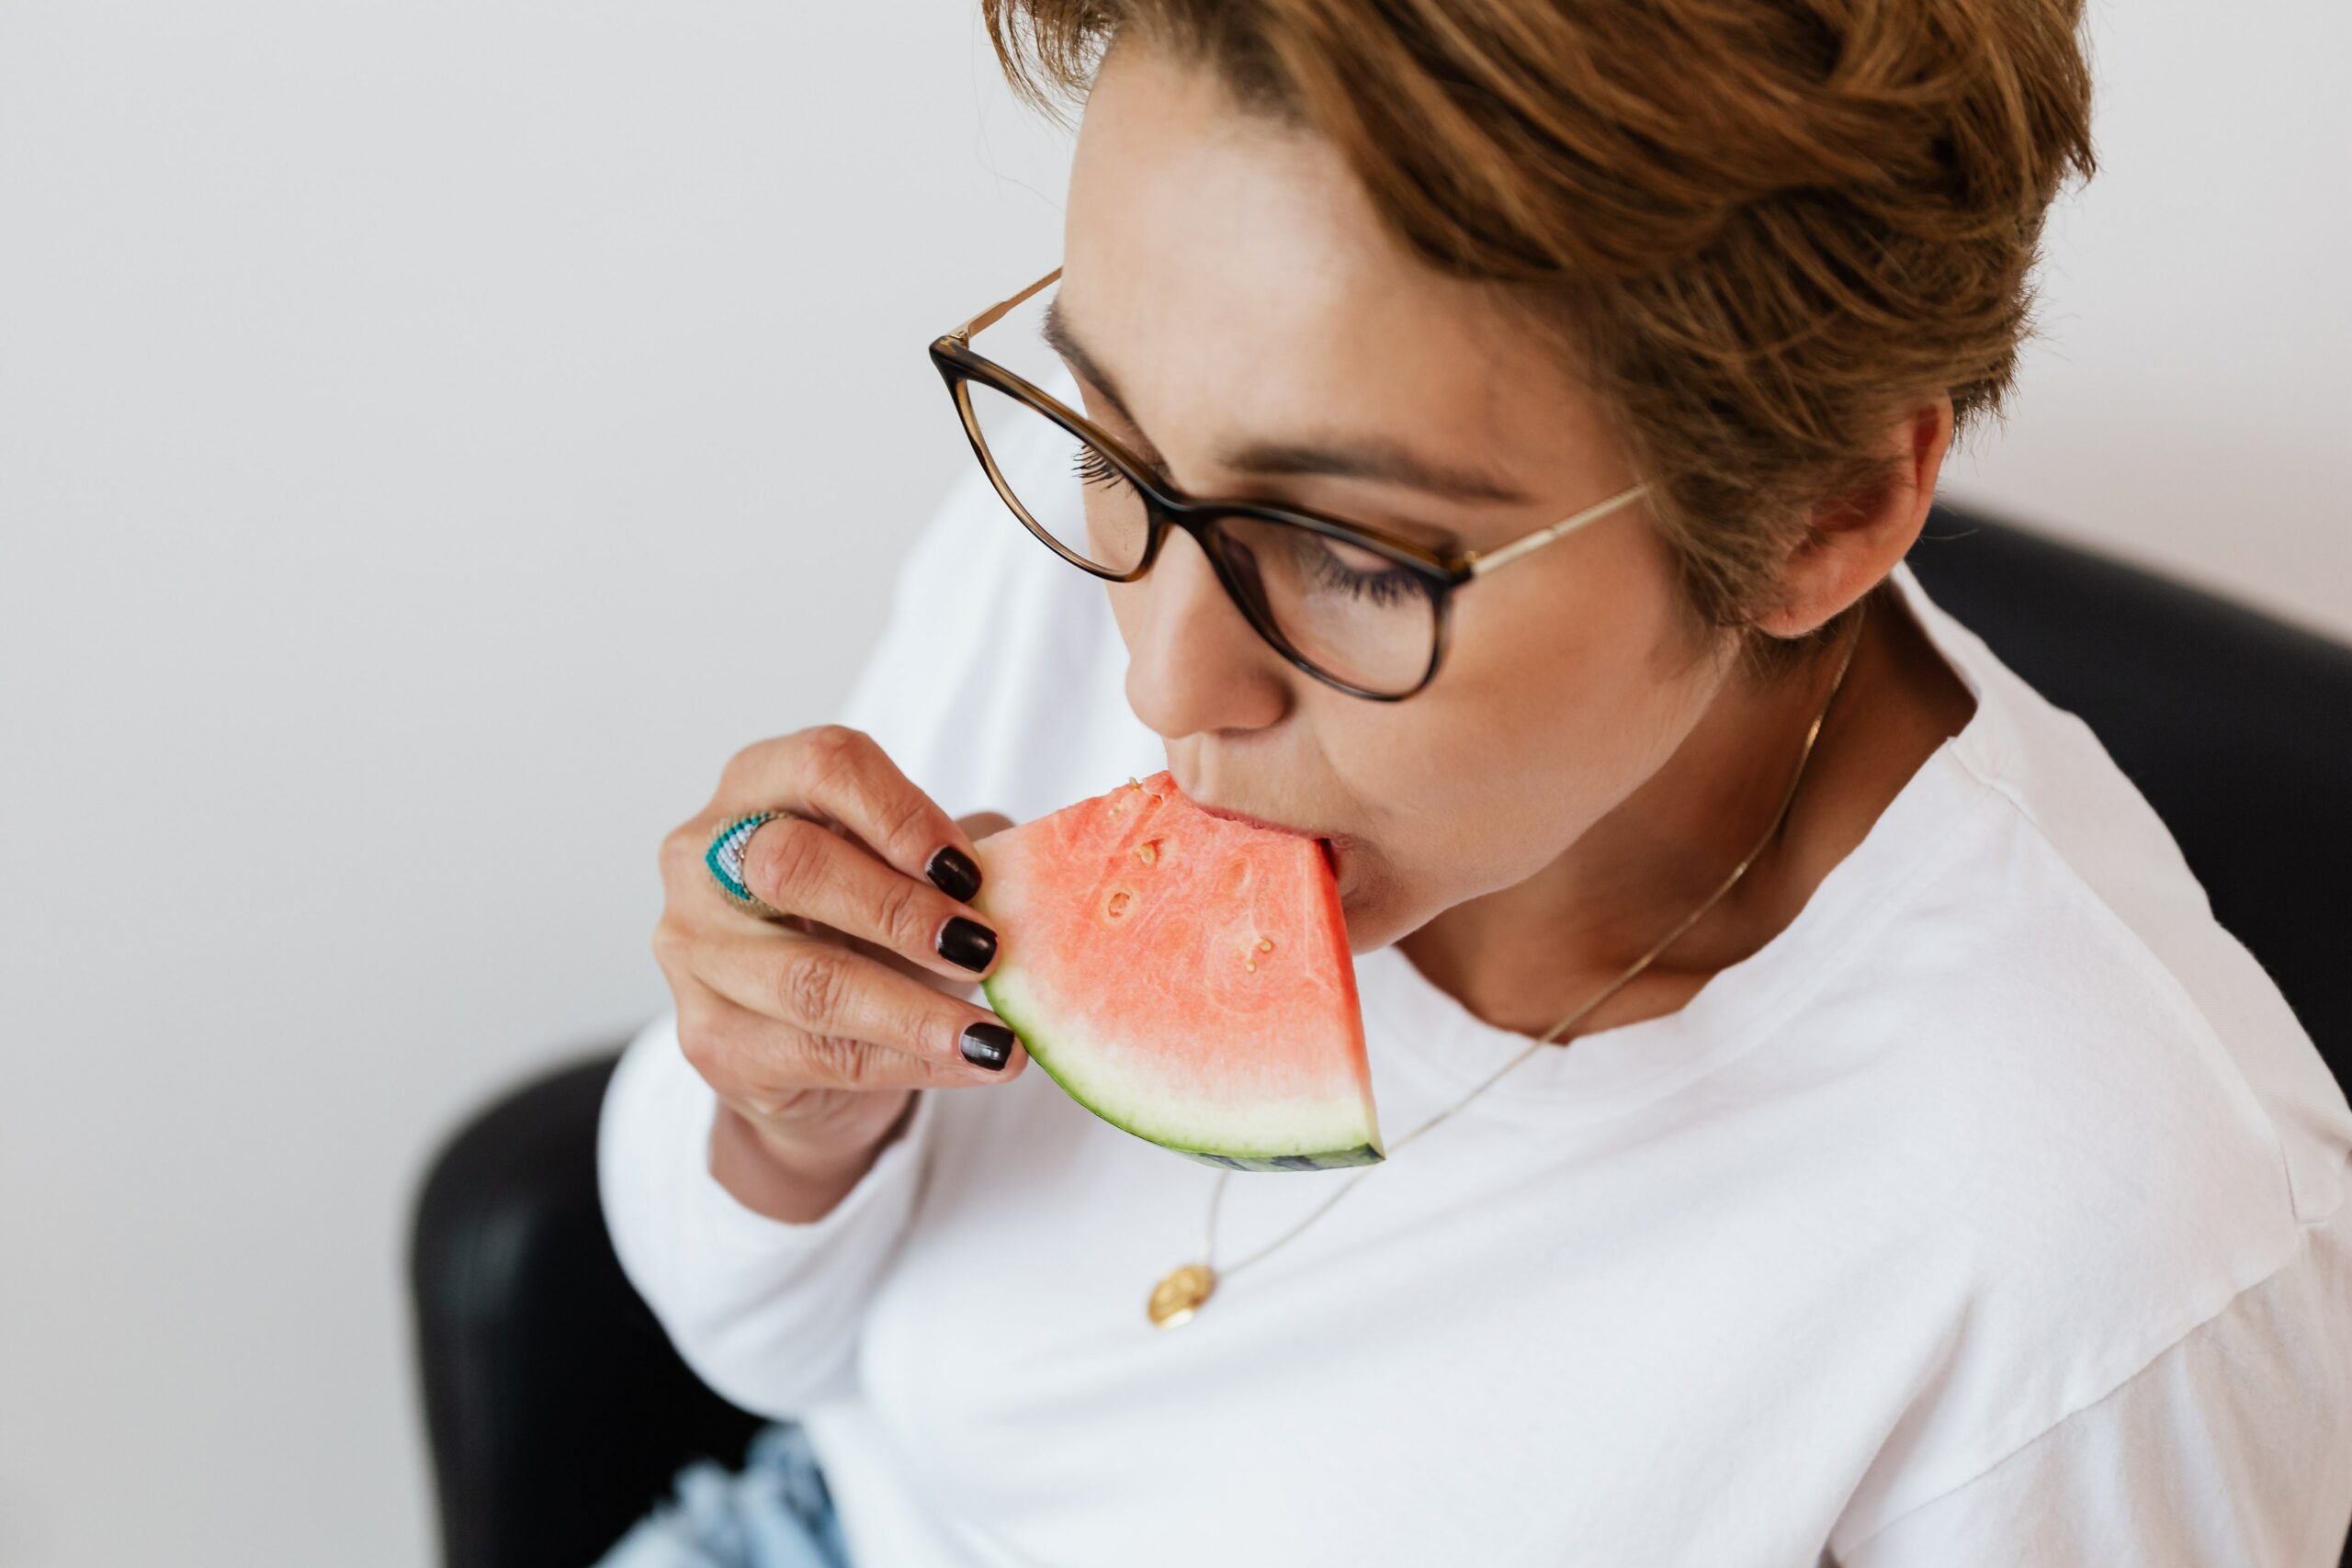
[1182,797,1354,895]
[1187,796,1352,852]
[1170,780,1355,892]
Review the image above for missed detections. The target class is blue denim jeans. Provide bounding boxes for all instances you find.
[593,1419,852,1568]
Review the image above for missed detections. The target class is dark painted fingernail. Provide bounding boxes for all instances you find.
[925,845,981,902]
[937,916,997,973]
[961,1021,1015,1071]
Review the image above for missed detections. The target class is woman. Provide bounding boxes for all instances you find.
[594,3,2352,1563]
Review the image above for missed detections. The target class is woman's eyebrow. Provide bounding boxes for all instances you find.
[1040,296,1534,508]
[1041,295,1143,427]
[1218,434,1532,506]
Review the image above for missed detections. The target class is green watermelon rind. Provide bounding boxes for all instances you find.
[980,955,1386,1173]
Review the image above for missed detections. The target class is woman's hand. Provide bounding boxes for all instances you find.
[653,724,1027,1187]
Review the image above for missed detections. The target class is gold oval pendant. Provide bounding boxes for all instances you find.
[1148,1262,1216,1328]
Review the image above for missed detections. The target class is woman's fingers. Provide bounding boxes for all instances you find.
[654,728,1031,1161]
[809,811,1017,998]
[956,809,1015,841]
[688,921,1026,1083]
[673,976,993,1111]
[730,806,1002,985]
[725,725,985,899]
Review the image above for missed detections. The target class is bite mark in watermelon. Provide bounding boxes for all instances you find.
[968,771,1385,1171]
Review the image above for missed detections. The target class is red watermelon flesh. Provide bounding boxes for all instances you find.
[968,771,1385,1171]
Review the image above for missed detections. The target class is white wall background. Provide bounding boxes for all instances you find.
[0,1,2342,1562]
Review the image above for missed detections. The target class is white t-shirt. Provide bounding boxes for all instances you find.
[599,422,2352,1564]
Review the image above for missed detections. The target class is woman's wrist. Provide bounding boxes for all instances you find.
[709,1094,917,1224]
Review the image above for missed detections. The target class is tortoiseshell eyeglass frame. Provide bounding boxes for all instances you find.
[928,263,1653,702]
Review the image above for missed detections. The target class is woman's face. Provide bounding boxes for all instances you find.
[1059,36,1741,954]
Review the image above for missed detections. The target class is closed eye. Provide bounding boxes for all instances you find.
[1073,443,1141,494]
[1065,370,1458,560]
[1295,533,1423,606]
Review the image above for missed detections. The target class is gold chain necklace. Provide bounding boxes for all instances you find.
[1147,600,1868,1329]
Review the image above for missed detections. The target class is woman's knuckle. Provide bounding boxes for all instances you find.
[920,1006,972,1066]
[796,1032,877,1089]
[873,873,929,950]
[675,1008,730,1080]
[872,992,926,1056]
[748,814,826,909]
[662,820,714,888]
[801,723,865,784]
[779,945,853,1029]
[719,736,775,789]
[872,788,934,863]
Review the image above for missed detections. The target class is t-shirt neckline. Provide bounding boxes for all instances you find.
[1353,560,2009,1122]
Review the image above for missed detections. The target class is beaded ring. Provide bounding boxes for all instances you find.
[705,809,791,919]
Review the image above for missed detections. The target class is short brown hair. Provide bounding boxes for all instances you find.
[981,0,2096,680]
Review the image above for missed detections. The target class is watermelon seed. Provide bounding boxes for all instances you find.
[1105,888,1133,919]
[1258,936,1273,952]
[1135,839,1160,866]
[1244,957,1257,972]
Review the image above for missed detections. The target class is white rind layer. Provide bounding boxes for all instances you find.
[984,956,1385,1166]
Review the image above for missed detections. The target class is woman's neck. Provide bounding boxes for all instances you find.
[1396,584,1977,1042]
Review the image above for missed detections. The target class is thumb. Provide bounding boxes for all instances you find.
[956,810,1015,843]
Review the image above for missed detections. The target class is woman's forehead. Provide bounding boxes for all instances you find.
[1047,253,1607,513]
[1057,36,1620,507]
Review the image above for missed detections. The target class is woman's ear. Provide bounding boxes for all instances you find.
[1752,394,1955,638]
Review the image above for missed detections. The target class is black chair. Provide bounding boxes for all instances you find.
[406,500,2352,1568]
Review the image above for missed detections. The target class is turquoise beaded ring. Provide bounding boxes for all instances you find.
[706,809,791,919]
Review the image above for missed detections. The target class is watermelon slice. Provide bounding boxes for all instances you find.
[968,771,1385,1171]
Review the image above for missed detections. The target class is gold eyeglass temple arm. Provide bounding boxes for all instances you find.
[948,265,1064,344]
[1461,480,1653,577]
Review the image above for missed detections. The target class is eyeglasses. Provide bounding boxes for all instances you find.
[927,264,1651,701]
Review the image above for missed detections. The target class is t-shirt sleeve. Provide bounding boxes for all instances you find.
[592,464,1026,1420]
[1833,1204,2352,1567]
[595,1008,944,1418]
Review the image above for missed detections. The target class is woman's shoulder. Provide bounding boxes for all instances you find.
[1833,784,2336,1274]
[1804,571,2352,1362]
[1776,660,2352,1540]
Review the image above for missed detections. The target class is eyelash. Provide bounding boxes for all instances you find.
[1072,442,1138,492]
[1069,446,1421,607]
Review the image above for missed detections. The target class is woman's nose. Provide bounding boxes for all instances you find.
[1118,525,1289,739]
